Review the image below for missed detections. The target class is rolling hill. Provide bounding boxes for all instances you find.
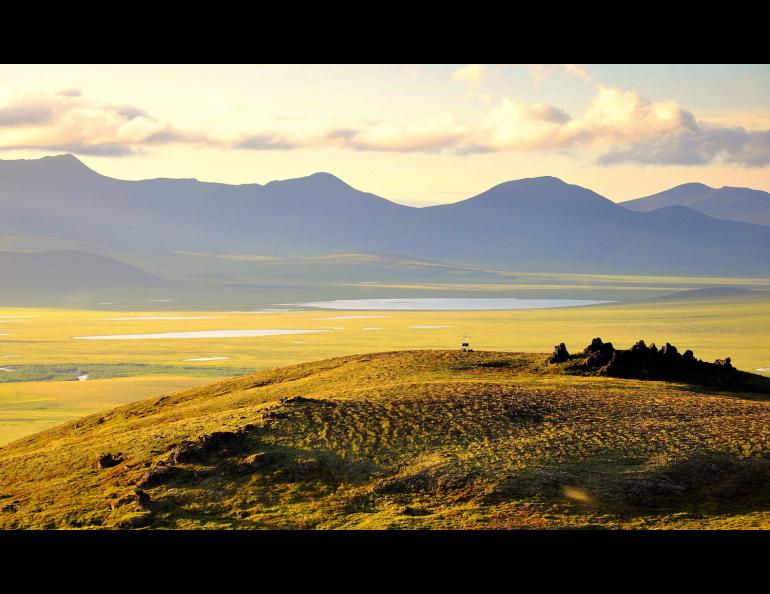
[1,155,770,274]
[0,250,163,292]
[3,349,770,529]
[622,183,770,227]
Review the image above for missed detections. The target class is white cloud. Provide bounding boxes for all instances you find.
[525,64,594,85]
[468,87,698,153]
[563,64,593,83]
[0,90,209,156]
[2,83,767,167]
[453,64,487,88]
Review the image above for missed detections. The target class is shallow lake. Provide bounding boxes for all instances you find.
[291,298,615,311]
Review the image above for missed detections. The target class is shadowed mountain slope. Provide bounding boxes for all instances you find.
[0,250,163,291]
[623,183,770,227]
[2,156,770,273]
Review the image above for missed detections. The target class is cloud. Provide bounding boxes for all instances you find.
[0,91,214,157]
[453,64,487,88]
[2,84,767,168]
[10,143,139,157]
[469,87,700,152]
[525,64,594,85]
[458,86,770,167]
[598,126,770,167]
[473,99,572,151]
[235,133,308,150]
[0,100,55,127]
[563,64,593,83]
[235,114,468,154]
[332,113,468,153]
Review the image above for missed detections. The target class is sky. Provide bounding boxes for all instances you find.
[0,64,768,206]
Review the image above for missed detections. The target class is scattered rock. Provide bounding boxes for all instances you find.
[134,489,152,511]
[114,489,152,511]
[168,429,251,464]
[136,466,177,489]
[96,453,124,469]
[546,343,569,364]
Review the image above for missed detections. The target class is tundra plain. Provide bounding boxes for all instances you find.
[1,279,769,446]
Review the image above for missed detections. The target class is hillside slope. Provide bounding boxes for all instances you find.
[0,250,163,291]
[623,183,770,226]
[3,350,770,529]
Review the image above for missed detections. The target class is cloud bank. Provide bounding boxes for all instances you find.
[1,78,768,168]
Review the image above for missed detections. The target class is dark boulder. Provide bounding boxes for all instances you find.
[582,338,615,368]
[134,489,152,511]
[115,488,152,511]
[661,343,680,358]
[715,357,733,370]
[168,429,251,464]
[135,465,178,489]
[546,343,569,364]
[582,338,605,355]
[96,453,124,469]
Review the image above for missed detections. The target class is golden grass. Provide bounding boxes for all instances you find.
[0,376,224,445]
[2,294,769,445]
[1,296,769,371]
[2,350,770,529]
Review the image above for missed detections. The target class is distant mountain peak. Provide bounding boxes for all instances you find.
[301,171,355,190]
[0,153,97,176]
[671,182,714,191]
[40,153,91,169]
[497,175,569,187]
[623,181,770,226]
[265,171,353,191]
[457,175,612,211]
[307,171,344,181]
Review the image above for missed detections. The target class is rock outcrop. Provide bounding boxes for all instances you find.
[545,338,770,394]
[546,343,569,364]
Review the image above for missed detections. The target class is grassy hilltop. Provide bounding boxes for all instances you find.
[2,349,770,530]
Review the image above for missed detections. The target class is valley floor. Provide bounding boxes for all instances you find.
[1,293,769,444]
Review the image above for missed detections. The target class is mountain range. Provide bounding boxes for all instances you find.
[1,154,769,275]
[621,183,770,227]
